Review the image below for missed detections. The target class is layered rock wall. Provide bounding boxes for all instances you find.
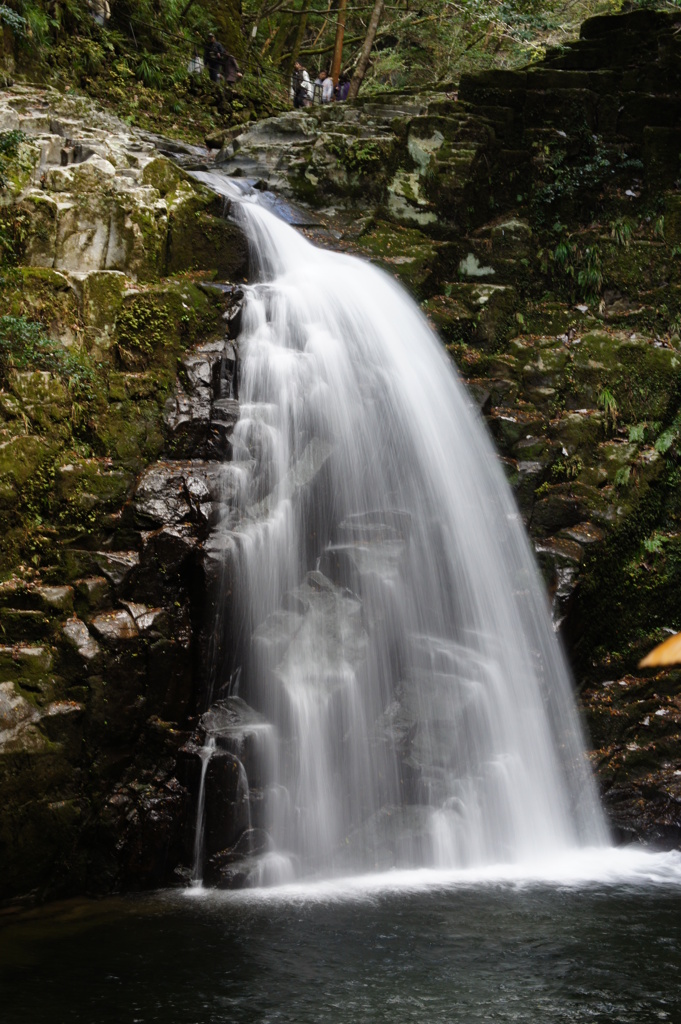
[0,86,248,901]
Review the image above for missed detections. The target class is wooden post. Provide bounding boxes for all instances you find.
[330,0,347,85]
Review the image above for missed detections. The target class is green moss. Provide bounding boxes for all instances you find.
[166,185,248,278]
[359,220,442,298]
[81,271,126,335]
[140,156,186,197]
[115,295,174,371]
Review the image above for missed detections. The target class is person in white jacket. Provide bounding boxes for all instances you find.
[322,72,334,103]
[291,62,313,108]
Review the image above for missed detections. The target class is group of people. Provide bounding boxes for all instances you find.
[203,33,243,85]
[290,63,350,108]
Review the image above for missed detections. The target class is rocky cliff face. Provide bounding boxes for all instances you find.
[2,8,681,904]
[0,85,249,901]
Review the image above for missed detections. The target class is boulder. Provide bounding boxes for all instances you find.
[62,617,101,663]
[90,609,138,644]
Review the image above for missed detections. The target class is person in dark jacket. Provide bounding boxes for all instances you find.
[336,74,350,102]
[204,32,227,81]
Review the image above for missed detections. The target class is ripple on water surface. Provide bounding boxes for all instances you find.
[1,848,681,1024]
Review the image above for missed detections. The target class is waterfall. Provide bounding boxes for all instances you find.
[193,170,608,885]
[191,735,217,887]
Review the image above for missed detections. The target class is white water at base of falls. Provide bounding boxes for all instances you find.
[194,170,609,886]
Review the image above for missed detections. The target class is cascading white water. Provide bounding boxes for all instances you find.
[195,171,609,883]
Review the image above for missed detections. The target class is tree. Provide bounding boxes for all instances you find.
[330,0,347,85]
[347,0,383,100]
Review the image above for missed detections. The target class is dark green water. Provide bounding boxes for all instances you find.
[1,877,680,1024]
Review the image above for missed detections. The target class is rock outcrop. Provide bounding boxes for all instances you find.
[0,84,251,902]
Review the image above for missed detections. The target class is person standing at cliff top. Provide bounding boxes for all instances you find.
[291,62,313,108]
[312,69,325,105]
[204,32,227,82]
[336,74,350,102]
[223,51,242,85]
[322,71,334,103]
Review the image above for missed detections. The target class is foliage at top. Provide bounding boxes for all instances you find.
[1,0,668,141]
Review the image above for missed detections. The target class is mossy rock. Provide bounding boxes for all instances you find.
[166,183,248,279]
[140,156,186,197]
[54,458,134,514]
[490,219,532,259]
[600,241,677,294]
[10,371,71,436]
[0,434,54,493]
[114,281,220,371]
[359,220,442,298]
[94,397,166,470]
[522,301,595,337]
[643,126,681,189]
[0,137,40,198]
[80,270,127,336]
[0,268,80,344]
[422,294,474,344]
[571,331,681,422]
[20,193,58,268]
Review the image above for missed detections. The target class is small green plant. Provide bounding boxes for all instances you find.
[653,215,665,240]
[136,55,164,90]
[0,4,27,35]
[610,216,634,247]
[614,466,630,488]
[642,533,666,556]
[551,454,583,481]
[655,426,678,454]
[577,245,603,303]
[628,423,646,443]
[598,386,618,431]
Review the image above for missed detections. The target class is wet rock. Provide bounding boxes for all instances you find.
[102,776,187,889]
[89,609,138,644]
[204,828,273,887]
[210,850,289,890]
[0,681,38,735]
[139,525,198,580]
[0,608,51,641]
[74,577,110,614]
[200,696,273,788]
[0,644,54,687]
[134,462,235,530]
[164,387,212,457]
[62,616,101,663]
[93,551,140,590]
[34,585,74,615]
[177,742,251,860]
[39,700,85,746]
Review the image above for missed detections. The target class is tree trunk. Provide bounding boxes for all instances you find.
[347,0,384,100]
[207,1,246,57]
[330,0,348,85]
[286,0,311,76]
